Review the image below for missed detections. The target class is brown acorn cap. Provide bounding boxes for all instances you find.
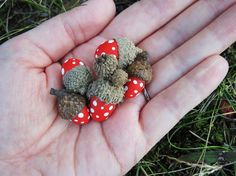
[135,51,149,62]
[116,38,142,68]
[63,65,93,95]
[86,78,124,104]
[126,51,153,84]
[110,69,128,87]
[93,54,118,79]
[50,88,86,120]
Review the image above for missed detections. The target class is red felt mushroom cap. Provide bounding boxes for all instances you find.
[71,106,90,125]
[124,77,145,99]
[95,39,119,59]
[61,58,85,76]
[89,96,116,122]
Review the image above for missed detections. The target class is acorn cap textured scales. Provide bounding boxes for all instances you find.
[93,54,118,79]
[116,38,142,68]
[50,88,86,120]
[87,79,124,104]
[63,65,93,95]
[135,51,149,62]
[111,69,128,87]
[126,51,153,84]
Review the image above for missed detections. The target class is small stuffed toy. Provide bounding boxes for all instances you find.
[61,58,93,95]
[50,88,90,125]
[86,78,125,122]
[124,51,152,98]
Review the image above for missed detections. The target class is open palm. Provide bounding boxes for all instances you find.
[0,0,236,175]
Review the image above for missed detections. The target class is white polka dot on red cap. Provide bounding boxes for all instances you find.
[90,108,94,113]
[104,112,109,117]
[74,119,78,122]
[133,80,138,84]
[109,106,113,111]
[96,115,100,118]
[81,121,85,124]
[93,100,97,106]
[61,68,65,75]
[140,82,144,87]
[134,90,138,94]
[72,61,76,64]
[112,47,116,51]
[101,106,104,110]
[108,40,114,43]
[78,113,84,118]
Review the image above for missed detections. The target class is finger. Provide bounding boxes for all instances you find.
[70,0,195,66]
[4,0,115,66]
[141,55,228,147]
[148,4,236,97]
[100,0,195,43]
[139,0,235,63]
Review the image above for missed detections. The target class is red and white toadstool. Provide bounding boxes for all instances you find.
[61,58,85,76]
[50,88,91,125]
[125,51,153,99]
[124,77,145,99]
[86,79,124,122]
[61,58,93,95]
[95,38,142,68]
[71,106,90,125]
[89,97,116,122]
[95,39,119,59]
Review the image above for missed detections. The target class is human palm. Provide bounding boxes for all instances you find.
[1,0,236,175]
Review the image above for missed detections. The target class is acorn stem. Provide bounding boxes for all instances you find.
[50,88,64,97]
[97,55,106,63]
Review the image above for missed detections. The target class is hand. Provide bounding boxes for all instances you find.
[0,0,235,175]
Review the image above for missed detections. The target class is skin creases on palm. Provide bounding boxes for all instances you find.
[0,0,236,175]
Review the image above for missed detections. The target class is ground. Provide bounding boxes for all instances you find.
[0,0,236,175]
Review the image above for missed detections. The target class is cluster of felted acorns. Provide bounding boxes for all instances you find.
[50,38,152,125]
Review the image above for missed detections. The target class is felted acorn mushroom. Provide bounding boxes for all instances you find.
[50,88,90,125]
[62,58,93,95]
[124,51,153,99]
[87,79,125,122]
[95,38,142,69]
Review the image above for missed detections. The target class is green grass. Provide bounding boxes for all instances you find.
[0,1,236,175]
